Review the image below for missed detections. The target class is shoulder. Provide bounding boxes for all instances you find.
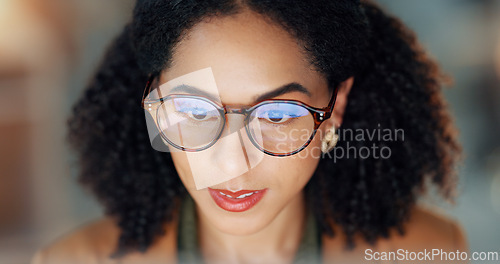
[322,205,468,263]
[31,217,121,264]
[31,217,178,264]
[391,205,468,251]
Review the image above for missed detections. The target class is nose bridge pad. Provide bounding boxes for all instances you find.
[184,113,265,190]
[225,113,246,135]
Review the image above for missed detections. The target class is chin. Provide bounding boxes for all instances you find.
[210,213,272,236]
[200,197,278,236]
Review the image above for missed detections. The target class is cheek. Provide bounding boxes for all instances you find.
[266,136,322,195]
[286,133,323,184]
[169,151,196,190]
[169,133,323,196]
[169,134,324,183]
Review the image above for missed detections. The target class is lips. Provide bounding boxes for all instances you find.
[208,188,267,212]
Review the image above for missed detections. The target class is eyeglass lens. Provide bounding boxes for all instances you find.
[156,96,315,154]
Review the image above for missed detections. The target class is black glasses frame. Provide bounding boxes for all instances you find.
[141,74,339,156]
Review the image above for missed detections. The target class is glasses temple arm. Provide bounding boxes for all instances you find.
[141,74,158,108]
[325,86,339,118]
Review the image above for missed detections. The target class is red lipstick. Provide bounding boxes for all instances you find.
[208,188,267,212]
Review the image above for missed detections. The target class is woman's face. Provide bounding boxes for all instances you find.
[162,11,335,235]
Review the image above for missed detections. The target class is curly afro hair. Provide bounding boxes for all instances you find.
[68,0,461,257]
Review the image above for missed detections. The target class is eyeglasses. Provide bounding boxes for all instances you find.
[141,75,338,156]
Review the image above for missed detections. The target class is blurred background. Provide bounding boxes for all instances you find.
[0,0,499,263]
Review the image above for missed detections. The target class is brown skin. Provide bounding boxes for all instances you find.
[164,10,353,263]
[32,10,467,264]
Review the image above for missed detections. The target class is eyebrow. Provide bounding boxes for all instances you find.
[254,82,312,102]
[169,82,312,104]
[168,84,221,102]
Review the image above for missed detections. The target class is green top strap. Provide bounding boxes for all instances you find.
[177,194,321,264]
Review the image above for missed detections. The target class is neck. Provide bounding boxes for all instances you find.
[197,191,307,264]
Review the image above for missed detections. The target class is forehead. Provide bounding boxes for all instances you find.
[160,10,328,105]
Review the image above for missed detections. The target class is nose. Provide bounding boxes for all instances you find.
[211,114,262,177]
[183,113,265,190]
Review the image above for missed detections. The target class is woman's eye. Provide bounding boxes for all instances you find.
[263,110,293,124]
[177,107,212,121]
